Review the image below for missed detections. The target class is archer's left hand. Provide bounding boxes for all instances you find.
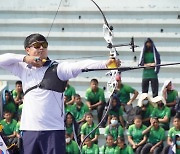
[106,59,121,68]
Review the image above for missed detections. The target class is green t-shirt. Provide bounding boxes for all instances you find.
[143,52,157,79]
[80,122,100,139]
[148,126,165,144]
[168,127,180,140]
[116,84,135,104]
[99,145,120,154]
[3,101,16,114]
[71,103,89,121]
[166,90,178,103]
[118,145,134,154]
[127,124,147,144]
[85,87,105,105]
[66,140,79,154]
[142,103,154,119]
[151,106,171,128]
[64,85,76,101]
[15,121,20,133]
[82,144,99,154]
[1,119,17,136]
[108,106,123,116]
[12,89,24,100]
[104,125,124,141]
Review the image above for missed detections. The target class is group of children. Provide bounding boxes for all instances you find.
[0,77,180,154]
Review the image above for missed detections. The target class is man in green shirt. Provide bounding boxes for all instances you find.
[115,74,138,106]
[85,79,106,126]
[82,137,99,154]
[71,94,89,125]
[138,38,161,97]
[65,133,79,154]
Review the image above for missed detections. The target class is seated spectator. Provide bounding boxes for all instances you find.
[3,90,16,118]
[151,96,171,130]
[137,93,154,126]
[162,114,180,153]
[65,133,80,154]
[161,80,178,116]
[82,137,99,154]
[115,74,138,107]
[71,94,89,125]
[12,81,24,106]
[107,95,125,128]
[80,112,99,144]
[64,81,76,105]
[104,115,124,145]
[117,137,134,154]
[99,134,120,154]
[85,79,105,127]
[127,115,147,154]
[141,117,165,154]
[168,134,180,154]
[65,112,78,141]
[0,111,17,146]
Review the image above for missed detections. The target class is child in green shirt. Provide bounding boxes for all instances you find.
[99,134,119,154]
[80,112,100,144]
[82,137,99,154]
[162,114,180,153]
[104,115,124,145]
[65,133,80,154]
[107,96,125,128]
[127,115,147,154]
[141,117,165,154]
[117,137,134,154]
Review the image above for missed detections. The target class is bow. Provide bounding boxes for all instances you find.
[80,0,138,148]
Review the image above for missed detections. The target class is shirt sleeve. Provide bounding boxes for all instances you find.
[0,53,25,78]
[57,60,106,80]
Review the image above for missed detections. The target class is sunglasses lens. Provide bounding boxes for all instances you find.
[30,41,48,49]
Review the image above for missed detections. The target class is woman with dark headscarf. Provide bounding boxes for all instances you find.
[138,38,161,97]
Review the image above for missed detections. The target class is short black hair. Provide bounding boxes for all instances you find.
[24,33,48,49]
[16,80,22,85]
[90,78,98,84]
[74,94,80,98]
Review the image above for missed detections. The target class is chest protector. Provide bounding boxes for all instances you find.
[24,61,67,95]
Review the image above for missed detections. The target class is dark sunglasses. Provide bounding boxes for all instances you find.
[29,41,48,49]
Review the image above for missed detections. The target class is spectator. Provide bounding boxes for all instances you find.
[99,134,120,154]
[104,115,124,145]
[141,117,165,154]
[151,96,171,130]
[65,112,78,141]
[115,74,138,107]
[71,94,89,125]
[3,90,16,118]
[117,137,134,154]
[161,80,178,116]
[65,133,80,154]
[162,114,180,153]
[12,81,24,106]
[107,95,125,127]
[0,111,17,146]
[127,115,147,154]
[137,93,154,126]
[138,38,161,97]
[80,112,100,144]
[82,137,99,154]
[168,134,180,154]
[64,81,76,105]
[85,79,106,127]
